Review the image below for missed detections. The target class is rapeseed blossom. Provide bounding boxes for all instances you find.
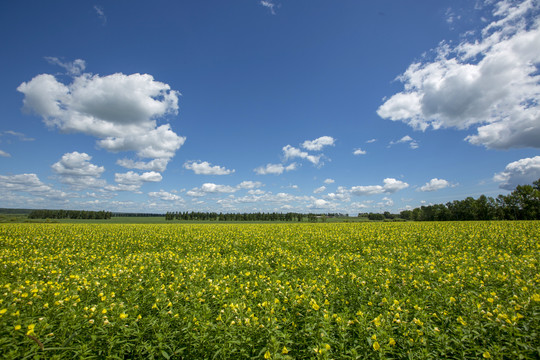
[0,222,537,358]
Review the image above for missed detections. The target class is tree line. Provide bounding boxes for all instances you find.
[28,209,112,220]
[165,211,348,222]
[400,178,540,221]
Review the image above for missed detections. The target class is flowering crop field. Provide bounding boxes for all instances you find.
[0,222,539,359]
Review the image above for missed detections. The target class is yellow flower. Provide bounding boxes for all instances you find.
[102,309,107,314]
[450,297,456,303]
[389,338,396,346]
[282,346,288,354]
[14,324,21,331]
[119,313,128,319]
[27,323,35,335]
[264,350,271,359]
[312,303,320,311]
[0,308,6,315]
[483,351,491,358]
[373,341,380,351]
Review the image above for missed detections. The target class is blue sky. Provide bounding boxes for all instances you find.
[0,0,539,214]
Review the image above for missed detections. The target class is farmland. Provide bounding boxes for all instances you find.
[0,222,538,359]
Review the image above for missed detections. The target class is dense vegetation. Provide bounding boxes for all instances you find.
[0,222,538,359]
[401,179,540,221]
[27,209,112,220]
[165,212,350,222]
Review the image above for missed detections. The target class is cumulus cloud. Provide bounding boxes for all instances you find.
[311,199,330,209]
[254,163,297,175]
[186,181,264,198]
[52,151,104,177]
[237,181,263,189]
[353,148,367,155]
[419,178,451,192]
[302,136,335,151]
[350,178,409,196]
[314,186,326,194]
[51,151,108,189]
[18,68,185,171]
[148,190,182,201]
[0,173,68,200]
[116,158,169,172]
[390,135,419,149]
[283,145,320,165]
[324,178,335,184]
[493,156,540,190]
[325,186,351,202]
[109,171,162,192]
[186,182,239,197]
[377,0,540,149]
[183,160,235,175]
[0,150,11,157]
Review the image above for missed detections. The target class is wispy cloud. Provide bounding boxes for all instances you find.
[94,5,107,25]
[4,130,34,141]
[44,57,86,76]
[260,1,277,15]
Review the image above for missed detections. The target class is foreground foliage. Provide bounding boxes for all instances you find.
[0,222,538,359]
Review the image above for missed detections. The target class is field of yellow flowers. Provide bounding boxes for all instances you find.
[0,222,538,359]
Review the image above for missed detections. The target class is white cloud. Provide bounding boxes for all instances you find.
[254,162,297,175]
[94,5,107,25]
[311,199,330,209]
[283,145,320,165]
[380,197,394,207]
[0,173,68,200]
[201,183,237,193]
[148,190,182,201]
[493,156,540,190]
[186,182,239,197]
[419,178,451,192]
[237,181,263,190]
[52,152,104,177]
[377,0,540,149]
[390,135,419,149]
[45,57,86,76]
[110,171,162,192]
[302,136,335,151]
[366,138,377,143]
[0,150,11,157]
[313,186,326,194]
[325,186,350,202]
[248,189,266,195]
[350,178,409,196]
[52,151,107,190]
[116,158,169,172]
[324,178,335,184]
[183,160,235,175]
[4,130,34,141]
[260,0,276,15]
[18,69,185,170]
[353,148,367,155]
